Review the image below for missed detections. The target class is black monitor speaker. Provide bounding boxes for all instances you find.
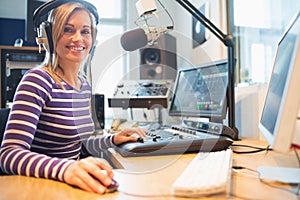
[26,0,45,43]
[139,33,177,80]
[91,94,105,130]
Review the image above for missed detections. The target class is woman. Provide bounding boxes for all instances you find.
[0,1,146,194]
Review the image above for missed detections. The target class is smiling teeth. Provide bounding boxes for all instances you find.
[70,47,84,51]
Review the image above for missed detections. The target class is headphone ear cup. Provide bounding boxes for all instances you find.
[36,21,54,54]
[44,22,54,54]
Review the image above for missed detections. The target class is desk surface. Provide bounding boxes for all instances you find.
[0,138,299,200]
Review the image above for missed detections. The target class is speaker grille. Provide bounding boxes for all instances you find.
[139,33,177,80]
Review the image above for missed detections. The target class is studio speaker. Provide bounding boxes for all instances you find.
[91,94,105,130]
[139,33,177,80]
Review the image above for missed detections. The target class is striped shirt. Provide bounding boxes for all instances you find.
[0,68,115,181]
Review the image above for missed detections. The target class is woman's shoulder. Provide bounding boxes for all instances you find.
[26,67,49,76]
[25,67,54,83]
[22,67,56,89]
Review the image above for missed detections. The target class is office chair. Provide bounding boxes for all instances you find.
[0,108,10,144]
[0,108,10,175]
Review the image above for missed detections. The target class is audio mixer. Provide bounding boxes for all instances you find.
[114,120,235,157]
[108,80,173,109]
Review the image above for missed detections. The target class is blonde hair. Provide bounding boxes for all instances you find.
[41,2,97,88]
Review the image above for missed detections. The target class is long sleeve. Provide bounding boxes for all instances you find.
[0,68,93,181]
[82,134,116,156]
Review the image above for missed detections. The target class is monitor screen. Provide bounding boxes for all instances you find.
[169,59,228,122]
[259,12,300,153]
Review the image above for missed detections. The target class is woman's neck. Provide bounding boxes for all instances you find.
[56,62,81,90]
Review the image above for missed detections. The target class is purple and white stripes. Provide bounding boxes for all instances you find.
[0,68,115,181]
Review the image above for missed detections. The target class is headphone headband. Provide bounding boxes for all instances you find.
[33,0,99,29]
[33,0,99,54]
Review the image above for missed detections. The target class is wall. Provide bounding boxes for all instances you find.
[174,0,227,66]
[234,84,267,139]
[0,0,26,46]
[0,0,37,46]
[127,0,227,78]
[0,0,26,19]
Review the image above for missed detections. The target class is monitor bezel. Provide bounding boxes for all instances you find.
[168,59,228,122]
[258,12,300,153]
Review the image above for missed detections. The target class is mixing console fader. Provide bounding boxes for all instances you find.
[108,80,173,109]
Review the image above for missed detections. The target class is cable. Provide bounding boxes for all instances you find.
[231,144,272,154]
[156,0,174,28]
[232,165,300,197]
[232,166,260,179]
[232,144,299,194]
[142,109,148,121]
[129,108,134,121]
[294,148,300,167]
[293,148,300,196]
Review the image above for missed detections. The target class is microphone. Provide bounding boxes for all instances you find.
[120,26,173,52]
[120,28,147,52]
[120,0,174,52]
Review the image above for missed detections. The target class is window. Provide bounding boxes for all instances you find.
[87,0,124,19]
[232,0,300,84]
[86,0,127,119]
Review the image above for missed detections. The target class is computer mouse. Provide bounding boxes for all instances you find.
[96,170,119,193]
[106,179,119,193]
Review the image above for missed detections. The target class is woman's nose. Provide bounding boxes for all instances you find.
[72,30,83,42]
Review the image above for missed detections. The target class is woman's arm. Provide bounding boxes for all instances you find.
[82,127,147,157]
[0,69,74,181]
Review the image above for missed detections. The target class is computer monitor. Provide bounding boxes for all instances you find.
[169,59,228,122]
[259,12,300,153]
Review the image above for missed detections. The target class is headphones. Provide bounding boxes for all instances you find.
[33,0,99,54]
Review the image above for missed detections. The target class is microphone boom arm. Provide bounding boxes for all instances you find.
[175,0,238,140]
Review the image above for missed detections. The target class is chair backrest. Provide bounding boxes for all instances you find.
[0,108,10,144]
[0,108,10,175]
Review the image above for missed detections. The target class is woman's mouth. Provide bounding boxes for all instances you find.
[67,46,85,51]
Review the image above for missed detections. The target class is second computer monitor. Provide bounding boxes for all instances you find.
[169,59,228,122]
[259,12,300,153]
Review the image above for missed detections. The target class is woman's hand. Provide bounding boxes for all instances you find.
[113,127,147,145]
[64,157,114,194]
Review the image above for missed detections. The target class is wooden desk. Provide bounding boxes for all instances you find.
[0,138,299,200]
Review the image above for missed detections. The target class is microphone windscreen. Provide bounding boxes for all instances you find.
[120,28,148,51]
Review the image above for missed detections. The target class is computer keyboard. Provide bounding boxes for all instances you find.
[172,148,233,197]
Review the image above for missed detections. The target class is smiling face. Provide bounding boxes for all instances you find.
[56,9,93,66]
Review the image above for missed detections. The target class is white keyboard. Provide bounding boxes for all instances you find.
[172,148,233,197]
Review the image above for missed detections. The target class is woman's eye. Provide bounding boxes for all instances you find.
[64,27,73,33]
[82,29,91,34]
